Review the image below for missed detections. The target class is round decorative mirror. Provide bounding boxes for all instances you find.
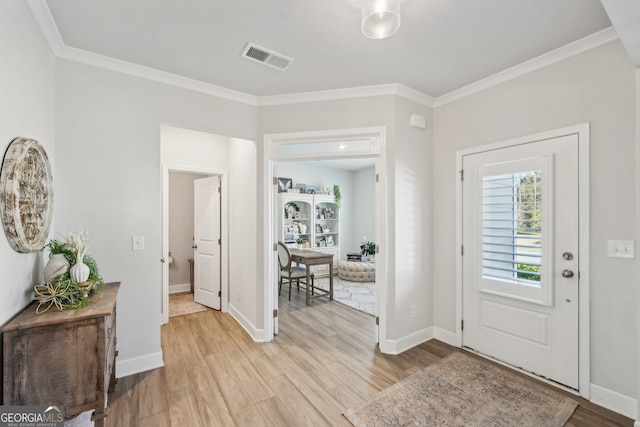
[0,137,53,253]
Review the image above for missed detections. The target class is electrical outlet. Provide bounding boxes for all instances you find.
[411,305,417,318]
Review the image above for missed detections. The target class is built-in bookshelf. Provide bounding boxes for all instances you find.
[279,193,339,275]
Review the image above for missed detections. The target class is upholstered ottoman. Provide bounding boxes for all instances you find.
[338,260,375,282]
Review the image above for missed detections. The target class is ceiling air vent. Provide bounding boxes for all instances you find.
[241,43,294,72]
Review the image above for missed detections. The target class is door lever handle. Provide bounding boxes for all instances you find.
[561,269,574,278]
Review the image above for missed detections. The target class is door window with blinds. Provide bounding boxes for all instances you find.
[476,155,554,306]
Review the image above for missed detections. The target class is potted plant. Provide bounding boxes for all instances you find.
[36,232,105,313]
[333,185,341,208]
[360,240,376,261]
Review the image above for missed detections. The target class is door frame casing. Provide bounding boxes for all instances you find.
[455,123,590,397]
[262,126,388,349]
[161,164,229,324]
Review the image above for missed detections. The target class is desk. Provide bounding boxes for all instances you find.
[289,249,334,305]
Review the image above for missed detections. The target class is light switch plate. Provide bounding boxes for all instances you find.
[607,240,634,259]
[132,235,145,251]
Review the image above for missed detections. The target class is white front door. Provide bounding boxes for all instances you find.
[194,176,221,310]
[462,134,579,389]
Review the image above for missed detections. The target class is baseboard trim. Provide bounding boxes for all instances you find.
[433,327,456,346]
[116,350,164,378]
[169,283,191,294]
[381,327,433,354]
[228,303,266,342]
[590,383,638,420]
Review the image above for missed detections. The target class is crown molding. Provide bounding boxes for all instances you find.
[257,83,435,107]
[60,45,259,105]
[27,0,65,56]
[27,0,617,110]
[433,26,619,107]
[26,0,259,106]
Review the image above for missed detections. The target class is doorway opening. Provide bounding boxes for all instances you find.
[160,124,238,325]
[263,127,389,350]
[274,157,377,317]
[166,171,213,320]
[162,166,227,324]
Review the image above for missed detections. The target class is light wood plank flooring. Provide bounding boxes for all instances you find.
[106,290,634,426]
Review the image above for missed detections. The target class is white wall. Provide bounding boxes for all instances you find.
[54,60,257,375]
[0,2,55,325]
[229,138,258,332]
[393,96,433,339]
[353,167,376,248]
[433,40,636,398]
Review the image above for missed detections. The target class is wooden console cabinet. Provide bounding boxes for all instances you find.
[2,282,120,426]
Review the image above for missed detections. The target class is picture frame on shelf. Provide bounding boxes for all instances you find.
[295,183,306,193]
[277,177,292,193]
[306,186,316,194]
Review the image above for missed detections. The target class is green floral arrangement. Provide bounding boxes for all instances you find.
[333,184,341,208]
[360,239,376,257]
[35,231,104,313]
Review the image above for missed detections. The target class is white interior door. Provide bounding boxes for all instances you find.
[194,176,221,310]
[462,134,579,389]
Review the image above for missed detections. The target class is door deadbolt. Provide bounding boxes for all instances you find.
[192,244,198,249]
[562,252,573,261]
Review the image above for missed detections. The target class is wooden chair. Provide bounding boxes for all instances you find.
[277,241,314,300]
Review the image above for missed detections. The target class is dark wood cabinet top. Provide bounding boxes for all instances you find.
[1,282,120,332]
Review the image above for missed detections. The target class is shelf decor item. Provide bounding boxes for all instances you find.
[0,137,54,253]
[38,230,105,312]
[68,230,91,283]
[285,201,299,219]
[44,253,70,283]
[277,177,292,193]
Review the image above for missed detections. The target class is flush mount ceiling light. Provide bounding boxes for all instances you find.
[361,0,401,40]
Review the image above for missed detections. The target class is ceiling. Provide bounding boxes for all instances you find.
[42,0,615,100]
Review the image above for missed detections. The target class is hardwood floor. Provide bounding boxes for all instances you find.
[106,290,634,426]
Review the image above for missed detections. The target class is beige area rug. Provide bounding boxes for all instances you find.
[169,292,208,317]
[343,352,578,427]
